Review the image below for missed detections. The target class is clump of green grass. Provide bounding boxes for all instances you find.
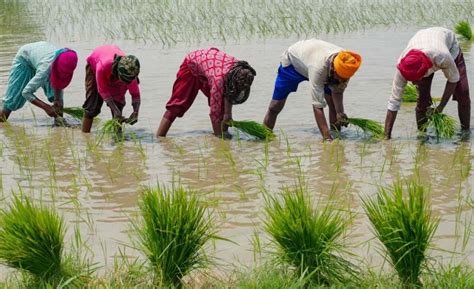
[0,194,87,287]
[132,184,218,287]
[62,107,85,120]
[347,117,384,139]
[362,180,439,287]
[225,263,310,289]
[263,182,356,285]
[455,20,472,40]
[402,83,418,102]
[229,120,275,140]
[422,110,457,141]
[424,264,474,288]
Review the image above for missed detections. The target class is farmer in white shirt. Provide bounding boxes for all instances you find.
[263,39,362,141]
[384,27,470,139]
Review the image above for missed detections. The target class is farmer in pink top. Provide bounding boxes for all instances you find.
[81,45,141,133]
[156,48,256,138]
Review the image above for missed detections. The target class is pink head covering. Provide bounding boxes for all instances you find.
[50,50,78,90]
[397,49,433,81]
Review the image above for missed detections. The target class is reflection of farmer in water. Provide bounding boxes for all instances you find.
[384,27,470,139]
[156,48,256,138]
[0,41,78,122]
[263,39,362,141]
[81,45,141,133]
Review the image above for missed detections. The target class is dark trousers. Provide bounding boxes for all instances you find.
[416,51,470,129]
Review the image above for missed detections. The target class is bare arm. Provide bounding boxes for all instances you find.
[332,91,344,115]
[105,99,123,119]
[52,89,63,116]
[313,106,332,141]
[31,98,58,118]
[126,100,140,125]
[211,99,233,137]
[384,110,398,139]
[332,91,349,126]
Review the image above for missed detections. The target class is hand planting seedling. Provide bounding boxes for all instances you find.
[421,107,457,141]
[96,118,125,143]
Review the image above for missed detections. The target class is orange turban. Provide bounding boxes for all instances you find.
[333,51,362,79]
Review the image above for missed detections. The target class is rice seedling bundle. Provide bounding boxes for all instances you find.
[229,120,275,140]
[0,195,65,282]
[62,107,85,120]
[422,111,457,140]
[133,185,217,287]
[402,83,418,102]
[455,20,472,40]
[362,180,439,287]
[97,118,124,142]
[347,118,384,139]
[263,183,355,285]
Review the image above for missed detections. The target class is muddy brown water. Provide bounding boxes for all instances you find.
[0,16,473,276]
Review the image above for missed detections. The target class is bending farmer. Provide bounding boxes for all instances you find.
[157,48,256,138]
[0,41,78,122]
[81,45,141,133]
[263,39,362,141]
[384,27,470,139]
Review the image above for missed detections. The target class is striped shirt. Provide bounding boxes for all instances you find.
[281,39,349,108]
[388,27,460,111]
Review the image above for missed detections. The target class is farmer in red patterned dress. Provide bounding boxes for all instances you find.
[156,48,256,138]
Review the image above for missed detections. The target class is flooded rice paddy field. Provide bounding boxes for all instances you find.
[0,0,473,274]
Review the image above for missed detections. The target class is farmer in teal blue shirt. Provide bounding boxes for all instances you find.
[0,41,78,122]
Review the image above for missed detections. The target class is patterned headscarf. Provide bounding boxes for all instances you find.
[224,61,257,104]
[112,55,140,83]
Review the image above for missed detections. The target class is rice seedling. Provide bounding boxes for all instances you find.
[402,83,418,102]
[423,264,474,289]
[62,107,85,120]
[347,117,384,139]
[0,194,87,287]
[401,85,442,104]
[28,0,473,47]
[421,110,457,141]
[263,181,356,285]
[455,20,472,40]
[361,180,439,288]
[228,120,275,140]
[132,184,218,287]
[96,118,125,143]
